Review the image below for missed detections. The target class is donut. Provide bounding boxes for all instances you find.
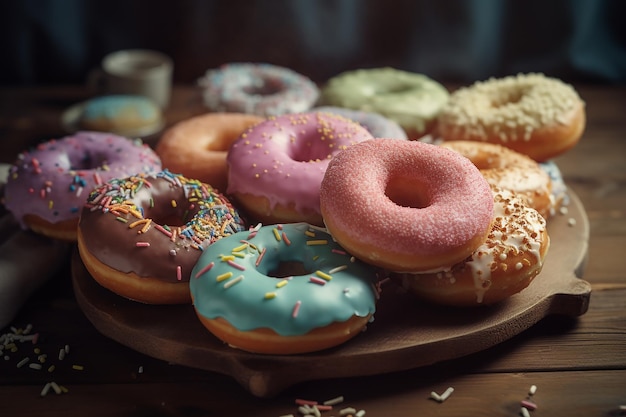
[198,62,319,116]
[4,131,162,241]
[440,141,554,219]
[155,112,264,191]
[79,95,163,135]
[540,160,569,215]
[395,187,550,306]
[226,112,374,226]
[319,67,449,139]
[189,222,381,354]
[320,138,494,273]
[77,169,246,304]
[437,73,586,162]
[313,106,408,139]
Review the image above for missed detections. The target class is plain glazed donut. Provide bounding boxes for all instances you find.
[437,73,586,162]
[319,67,449,139]
[189,222,380,354]
[395,187,550,306]
[227,112,374,226]
[198,62,319,116]
[313,106,408,140]
[320,139,494,273]
[77,170,246,304]
[4,131,162,241]
[155,112,264,191]
[440,141,554,219]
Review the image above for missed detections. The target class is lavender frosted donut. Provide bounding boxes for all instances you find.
[4,131,162,241]
[226,112,374,226]
[314,106,408,140]
[198,63,319,116]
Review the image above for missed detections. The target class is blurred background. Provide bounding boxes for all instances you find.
[0,0,625,86]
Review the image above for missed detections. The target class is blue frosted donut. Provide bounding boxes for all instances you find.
[189,222,381,354]
[314,106,408,139]
[539,160,569,213]
[198,63,319,117]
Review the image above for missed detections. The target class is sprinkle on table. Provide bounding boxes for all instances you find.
[323,395,345,406]
[430,386,454,403]
[521,399,537,410]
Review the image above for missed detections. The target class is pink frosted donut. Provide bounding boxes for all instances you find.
[4,131,162,241]
[320,138,494,272]
[227,112,374,226]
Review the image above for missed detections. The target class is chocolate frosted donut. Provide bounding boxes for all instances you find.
[77,169,246,304]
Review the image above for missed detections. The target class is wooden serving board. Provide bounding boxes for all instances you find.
[71,189,591,398]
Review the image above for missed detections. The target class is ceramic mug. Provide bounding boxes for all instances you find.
[90,49,173,108]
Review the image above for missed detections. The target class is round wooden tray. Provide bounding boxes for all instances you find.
[71,189,591,397]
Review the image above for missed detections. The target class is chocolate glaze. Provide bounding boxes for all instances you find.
[78,170,246,283]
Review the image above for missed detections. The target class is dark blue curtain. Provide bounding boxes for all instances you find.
[1,0,624,86]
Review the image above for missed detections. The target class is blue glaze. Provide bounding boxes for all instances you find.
[190,223,379,336]
[83,95,159,121]
[539,160,569,210]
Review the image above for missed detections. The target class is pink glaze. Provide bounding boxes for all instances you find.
[4,131,162,227]
[320,139,494,272]
[226,112,374,216]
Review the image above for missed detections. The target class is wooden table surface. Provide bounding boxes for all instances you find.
[0,85,625,416]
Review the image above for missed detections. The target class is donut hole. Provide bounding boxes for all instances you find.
[385,175,432,209]
[380,82,416,95]
[267,261,311,279]
[242,79,283,96]
[490,89,525,108]
[68,151,110,171]
[287,135,334,163]
[467,152,505,170]
[205,133,237,152]
[144,204,197,228]
[154,214,187,228]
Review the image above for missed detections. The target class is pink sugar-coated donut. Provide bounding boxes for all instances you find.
[227,112,374,226]
[320,139,494,273]
[4,131,162,241]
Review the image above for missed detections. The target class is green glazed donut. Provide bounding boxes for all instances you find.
[320,67,449,139]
